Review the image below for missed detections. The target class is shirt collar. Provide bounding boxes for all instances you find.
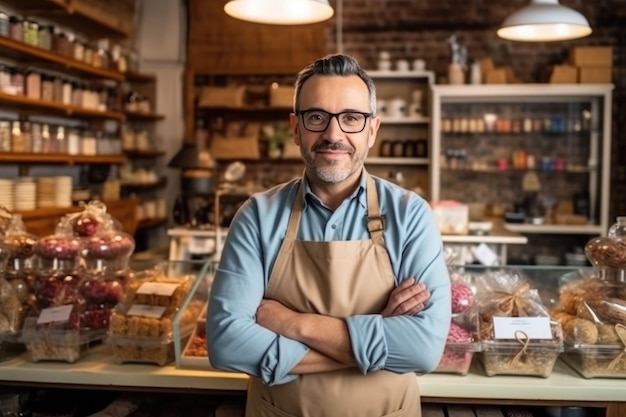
[301,169,368,210]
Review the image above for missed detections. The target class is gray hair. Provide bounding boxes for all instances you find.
[293,54,377,115]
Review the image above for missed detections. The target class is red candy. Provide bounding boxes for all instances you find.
[451,282,473,314]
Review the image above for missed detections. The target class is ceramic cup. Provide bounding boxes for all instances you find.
[413,59,426,71]
[396,59,410,72]
[378,60,391,71]
[387,98,406,118]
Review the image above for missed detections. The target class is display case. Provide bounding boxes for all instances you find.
[429,85,613,240]
[174,261,216,369]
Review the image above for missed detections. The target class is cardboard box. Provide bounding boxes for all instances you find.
[578,67,612,83]
[549,65,578,84]
[485,68,507,84]
[570,46,613,67]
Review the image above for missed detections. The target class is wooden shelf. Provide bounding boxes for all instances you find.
[0,35,124,81]
[120,177,168,190]
[123,149,166,158]
[137,217,168,230]
[1,0,131,39]
[0,92,125,120]
[124,110,165,121]
[504,223,604,235]
[441,167,592,174]
[366,157,429,165]
[0,152,126,164]
[124,72,157,83]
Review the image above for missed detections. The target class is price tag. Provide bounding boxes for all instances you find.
[37,305,73,325]
[189,237,215,254]
[473,243,499,266]
[127,304,167,319]
[493,316,552,339]
[137,282,179,296]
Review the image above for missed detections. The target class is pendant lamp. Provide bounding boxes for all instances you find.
[224,0,334,25]
[497,0,592,42]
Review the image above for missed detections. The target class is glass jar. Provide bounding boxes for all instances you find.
[25,70,41,100]
[0,120,10,152]
[41,75,54,101]
[10,69,24,96]
[10,120,23,152]
[608,216,626,238]
[8,16,23,42]
[41,123,52,153]
[37,25,52,50]
[0,12,9,37]
[30,122,42,153]
[20,121,32,153]
[81,229,135,274]
[34,218,82,273]
[55,125,67,153]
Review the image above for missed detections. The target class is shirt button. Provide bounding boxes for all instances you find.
[331,224,337,229]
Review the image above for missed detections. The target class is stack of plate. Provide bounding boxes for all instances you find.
[55,176,73,208]
[36,177,57,208]
[0,179,13,211]
[14,177,36,211]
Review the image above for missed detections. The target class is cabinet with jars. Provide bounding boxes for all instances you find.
[429,84,613,264]
[0,0,140,237]
[365,69,435,198]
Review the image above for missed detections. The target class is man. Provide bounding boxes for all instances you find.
[207,53,451,417]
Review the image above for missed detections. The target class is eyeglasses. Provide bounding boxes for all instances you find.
[296,109,372,133]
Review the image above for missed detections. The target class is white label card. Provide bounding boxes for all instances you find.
[493,316,552,339]
[37,305,73,324]
[137,282,179,296]
[189,237,215,254]
[127,304,167,318]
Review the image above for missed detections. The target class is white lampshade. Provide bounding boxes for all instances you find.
[497,0,592,42]
[224,0,334,25]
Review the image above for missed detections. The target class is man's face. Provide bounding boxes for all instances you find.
[289,75,380,184]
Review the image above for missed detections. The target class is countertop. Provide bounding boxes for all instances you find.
[0,345,624,403]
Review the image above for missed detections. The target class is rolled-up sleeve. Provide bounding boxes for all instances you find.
[207,194,310,385]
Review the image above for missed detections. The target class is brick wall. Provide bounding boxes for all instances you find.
[324,0,625,221]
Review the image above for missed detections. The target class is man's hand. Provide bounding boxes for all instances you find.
[380,278,430,317]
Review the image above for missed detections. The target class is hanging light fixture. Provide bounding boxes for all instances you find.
[224,0,334,25]
[497,0,592,42]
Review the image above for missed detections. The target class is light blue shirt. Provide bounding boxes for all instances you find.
[207,171,451,385]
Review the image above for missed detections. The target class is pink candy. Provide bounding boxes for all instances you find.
[447,322,472,343]
[451,282,473,314]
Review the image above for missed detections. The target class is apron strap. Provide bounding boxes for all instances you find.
[365,173,385,247]
[285,181,304,240]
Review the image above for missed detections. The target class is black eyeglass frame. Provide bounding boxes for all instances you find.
[296,109,373,133]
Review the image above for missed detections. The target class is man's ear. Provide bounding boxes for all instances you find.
[289,113,300,145]
[368,116,381,148]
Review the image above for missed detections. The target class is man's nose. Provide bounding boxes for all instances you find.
[324,115,344,137]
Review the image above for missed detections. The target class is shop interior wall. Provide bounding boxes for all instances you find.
[151,1,624,256]
[325,0,625,222]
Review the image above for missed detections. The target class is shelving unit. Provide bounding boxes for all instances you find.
[120,71,168,245]
[366,70,435,197]
[0,0,137,235]
[429,84,614,262]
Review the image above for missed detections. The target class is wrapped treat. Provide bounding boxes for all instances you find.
[68,200,110,237]
[0,214,37,359]
[473,269,563,377]
[553,228,626,378]
[107,262,202,365]
[434,268,480,375]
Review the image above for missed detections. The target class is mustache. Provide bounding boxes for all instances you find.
[312,141,353,153]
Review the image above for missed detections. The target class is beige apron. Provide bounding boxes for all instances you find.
[246,174,420,417]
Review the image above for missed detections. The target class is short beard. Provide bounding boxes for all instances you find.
[299,134,367,184]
